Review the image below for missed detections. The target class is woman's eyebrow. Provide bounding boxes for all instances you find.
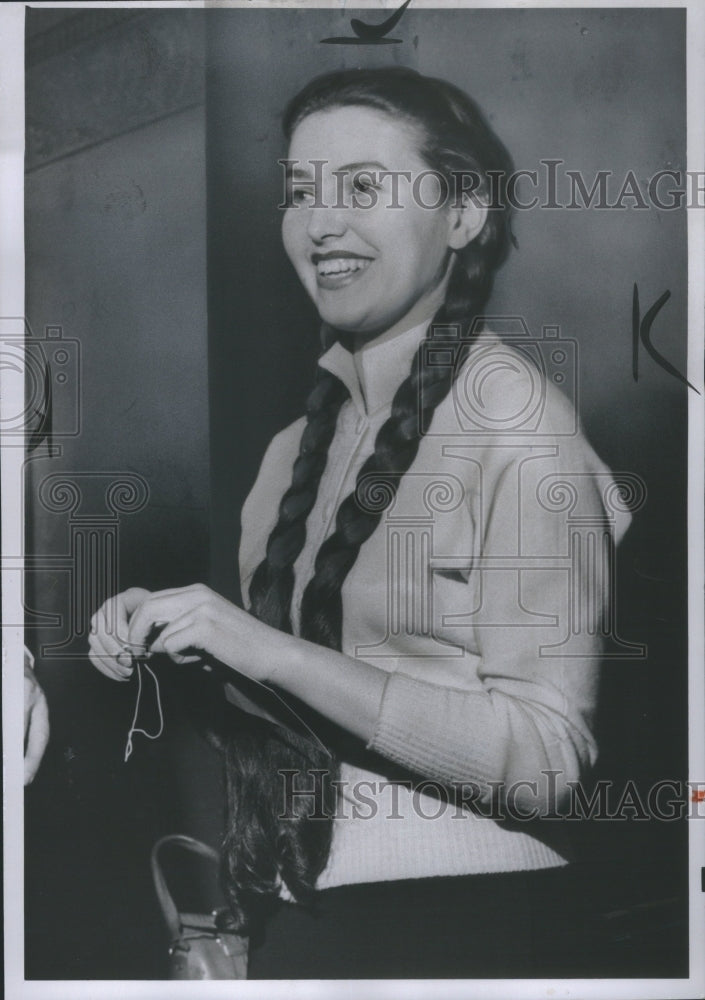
[289,165,314,180]
[289,160,389,179]
[334,161,389,174]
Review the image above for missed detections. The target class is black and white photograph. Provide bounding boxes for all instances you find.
[2,1,704,996]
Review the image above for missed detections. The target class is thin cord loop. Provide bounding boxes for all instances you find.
[124,658,164,762]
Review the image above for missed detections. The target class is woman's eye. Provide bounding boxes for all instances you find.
[352,174,378,194]
[291,186,316,205]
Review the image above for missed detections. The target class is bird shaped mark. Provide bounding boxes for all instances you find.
[351,0,412,39]
[321,0,412,45]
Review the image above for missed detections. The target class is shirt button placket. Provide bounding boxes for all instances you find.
[322,405,365,527]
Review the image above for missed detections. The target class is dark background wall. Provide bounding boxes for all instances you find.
[207,6,689,977]
[24,9,223,979]
[23,5,689,981]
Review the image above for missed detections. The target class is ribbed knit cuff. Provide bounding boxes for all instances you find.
[368,670,489,784]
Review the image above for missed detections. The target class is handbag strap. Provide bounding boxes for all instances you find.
[151,834,222,941]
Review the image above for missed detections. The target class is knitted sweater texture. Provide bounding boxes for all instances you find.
[238,321,631,888]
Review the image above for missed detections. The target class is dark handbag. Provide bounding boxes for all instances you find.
[151,834,248,980]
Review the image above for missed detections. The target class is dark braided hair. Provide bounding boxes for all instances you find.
[219,67,514,934]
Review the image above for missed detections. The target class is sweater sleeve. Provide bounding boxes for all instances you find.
[368,441,623,810]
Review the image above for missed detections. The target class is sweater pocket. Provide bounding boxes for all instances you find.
[428,559,484,657]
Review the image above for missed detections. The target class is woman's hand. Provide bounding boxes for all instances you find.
[91,583,386,743]
[125,583,277,681]
[88,587,152,680]
[89,583,279,684]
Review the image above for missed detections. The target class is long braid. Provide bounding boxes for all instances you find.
[218,366,349,934]
[248,369,349,633]
[300,307,460,648]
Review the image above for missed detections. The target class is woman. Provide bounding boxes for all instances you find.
[89,68,630,978]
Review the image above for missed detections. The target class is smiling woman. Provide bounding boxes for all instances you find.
[281,105,486,339]
[89,66,633,978]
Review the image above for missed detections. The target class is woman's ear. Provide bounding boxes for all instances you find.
[447,193,488,250]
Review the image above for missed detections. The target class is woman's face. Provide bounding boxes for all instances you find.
[282,105,460,339]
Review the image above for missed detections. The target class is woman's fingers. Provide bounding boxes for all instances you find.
[89,651,131,681]
[156,615,204,664]
[127,596,176,650]
[88,585,215,676]
[88,630,134,680]
[88,588,153,679]
[90,595,131,658]
[126,585,210,651]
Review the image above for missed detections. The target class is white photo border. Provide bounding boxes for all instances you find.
[3,2,704,998]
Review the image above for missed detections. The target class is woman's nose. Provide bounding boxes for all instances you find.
[305,175,348,240]
[305,202,347,242]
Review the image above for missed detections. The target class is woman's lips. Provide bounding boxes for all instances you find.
[312,253,373,289]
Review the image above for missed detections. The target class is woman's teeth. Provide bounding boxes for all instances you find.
[316,257,370,277]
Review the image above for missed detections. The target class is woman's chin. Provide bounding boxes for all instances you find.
[317,307,373,336]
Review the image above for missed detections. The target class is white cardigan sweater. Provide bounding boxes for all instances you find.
[238,320,631,889]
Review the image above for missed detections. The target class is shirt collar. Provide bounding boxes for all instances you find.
[317,319,431,418]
